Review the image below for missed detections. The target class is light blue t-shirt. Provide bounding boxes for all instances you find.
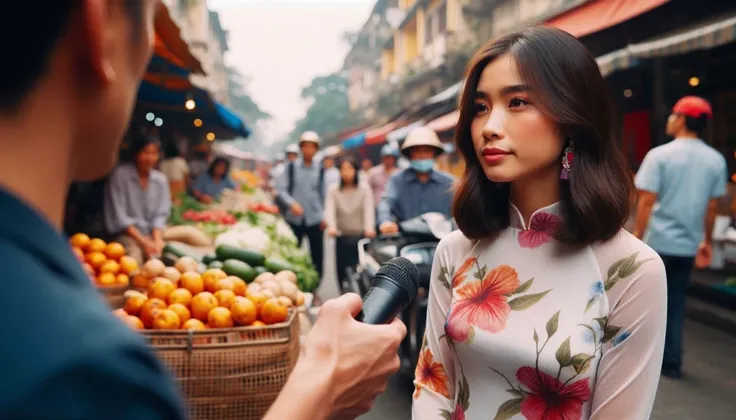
[635,138,727,257]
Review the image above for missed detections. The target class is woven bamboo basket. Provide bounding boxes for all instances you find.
[141,310,301,420]
[97,284,129,309]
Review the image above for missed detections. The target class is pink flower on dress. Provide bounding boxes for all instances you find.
[517,212,562,248]
[445,265,520,342]
[516,366,591,420]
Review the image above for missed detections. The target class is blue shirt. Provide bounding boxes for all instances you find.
[276,159,325,226]
[377,168,454,224]
[193,172,237,200]
[0,188,184,418]
[104,164,171,236]
[635,138,727,257]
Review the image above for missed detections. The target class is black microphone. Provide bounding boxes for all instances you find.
[355,257,420,325]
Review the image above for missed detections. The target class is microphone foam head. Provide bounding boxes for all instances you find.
[377,257,420,302]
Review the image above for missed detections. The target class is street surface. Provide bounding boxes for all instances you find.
[316,237,736,419]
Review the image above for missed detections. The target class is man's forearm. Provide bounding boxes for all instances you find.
[263,362,332,420]
[125,225,147,244]
[704,200,718,244]
[152,228,163,244]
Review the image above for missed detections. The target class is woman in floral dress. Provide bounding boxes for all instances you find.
[412,27,666,420]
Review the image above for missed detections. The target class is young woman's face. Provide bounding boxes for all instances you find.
[340,161,357,184]
[135,143,160,172]
[470,54,563,184]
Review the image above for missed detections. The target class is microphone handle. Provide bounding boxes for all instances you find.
[355,276,409,325]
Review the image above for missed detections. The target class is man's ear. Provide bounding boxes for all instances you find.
[78,0,116,84]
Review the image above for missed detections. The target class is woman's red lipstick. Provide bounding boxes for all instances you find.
[482,147,510,164]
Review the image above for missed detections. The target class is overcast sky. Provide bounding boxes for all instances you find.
[209,0,375,144]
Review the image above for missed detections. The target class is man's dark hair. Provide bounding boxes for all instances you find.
[684,115,708,137]
[0,1,144,112]
[453,27,633,247]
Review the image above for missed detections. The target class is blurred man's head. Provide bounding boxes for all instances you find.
[299,131,320,161]
[666,96,713,139]
[380,144,398,169]
[361,158,373,171]
[1,1,158,181]
[322,156,335,169]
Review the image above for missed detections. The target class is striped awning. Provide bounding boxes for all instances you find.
[596,14,736,77]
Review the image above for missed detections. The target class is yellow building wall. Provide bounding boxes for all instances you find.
[381,49,395,80]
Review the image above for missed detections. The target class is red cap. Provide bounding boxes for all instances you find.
[672,96,713,119]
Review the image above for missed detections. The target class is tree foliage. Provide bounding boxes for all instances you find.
[284,72,360,144]
[227,66,271,124]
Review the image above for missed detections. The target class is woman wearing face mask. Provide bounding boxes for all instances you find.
[325,158,376,293]
[104,137,171,264]
[412,28,666,420]
[377,127,454,235]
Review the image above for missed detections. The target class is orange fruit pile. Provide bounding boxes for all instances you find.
[69,233,137,287]
[116,267,291,331]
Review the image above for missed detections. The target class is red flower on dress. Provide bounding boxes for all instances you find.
[413,347,451,399]
[515,366,591,420]
[451,257,477,288]
[445,265,520,342]
[450,404,466,420]
[517,212,562,248]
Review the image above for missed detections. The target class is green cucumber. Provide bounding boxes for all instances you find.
[208,260,224,269]
[222,259,257,283]
[202,254,218,264]
[163,242,202,262]
[161,252,178,267]
[215,244,266,267]
[264,257,295,274]
[254,266,267,275]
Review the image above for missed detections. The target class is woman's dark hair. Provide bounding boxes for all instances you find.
[207,157,231,178]
[339,158,360,189]
[453,27,633,246]
[130,136,160,159]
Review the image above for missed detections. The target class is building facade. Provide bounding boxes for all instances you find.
[161,0,231,105]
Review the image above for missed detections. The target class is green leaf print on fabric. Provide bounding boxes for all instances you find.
[493,397,524,420]
[510,277,534,295]
[439,266,452,290]
[546,310,560,337]
[508,290,551,311]
[604,252,654,291]
[555,337,572,367]
[583,252,654,314]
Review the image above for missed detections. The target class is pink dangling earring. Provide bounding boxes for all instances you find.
[560,141,574,180]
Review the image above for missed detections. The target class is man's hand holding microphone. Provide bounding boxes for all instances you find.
[264,257,419,420]
[264,293,406,420]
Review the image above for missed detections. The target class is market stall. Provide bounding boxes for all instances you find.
[70,185,317,419]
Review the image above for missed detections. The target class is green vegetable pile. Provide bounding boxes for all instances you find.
[248,211,320,293]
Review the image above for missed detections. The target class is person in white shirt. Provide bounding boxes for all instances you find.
[159,142,189,203]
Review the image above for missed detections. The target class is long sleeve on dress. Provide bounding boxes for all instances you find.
[412,235,459,418]
[324,185,337,232]
[590,235,667,419]
[104,170,135,235]
[361,185,375,233]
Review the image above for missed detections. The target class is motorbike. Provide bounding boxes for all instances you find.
[349,212,454,374]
